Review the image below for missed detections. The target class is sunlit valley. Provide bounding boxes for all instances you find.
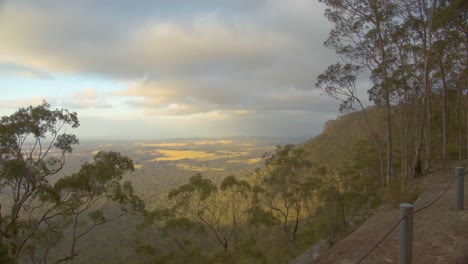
[56,137,301,208]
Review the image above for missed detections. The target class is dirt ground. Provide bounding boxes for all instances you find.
[293,162,468,264]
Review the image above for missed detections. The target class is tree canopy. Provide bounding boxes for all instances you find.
[0,102,143,263]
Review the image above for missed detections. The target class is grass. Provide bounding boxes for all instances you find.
[153,150,219,161]
[176,164,225,171]
[227,158,262,164]
[152,150,249,161]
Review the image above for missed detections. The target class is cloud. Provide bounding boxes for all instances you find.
[0,62,51,79]
[62,87,110,109]
[0,3,295,77]
[0,0,334,76]
[112,76,339,120]
[0,88,112,111]
[0,97,53,111]
[127,17,293,72]
[0,0,343,138]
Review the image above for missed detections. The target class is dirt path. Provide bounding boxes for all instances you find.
[294,163,468,264]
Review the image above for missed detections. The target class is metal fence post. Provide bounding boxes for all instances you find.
[399,203,413,264]
[455,167,464,211]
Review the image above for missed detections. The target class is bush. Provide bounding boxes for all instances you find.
[385,177,421,207]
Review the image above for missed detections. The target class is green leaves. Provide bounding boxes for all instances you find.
[316,63,363,113]
[88,210,106,224]
[0,102,143,263]
[0,101,79,140]
[168,173,217,202]
[54,134,79,153]
[257,144,322,242]
[220,175,250,192]
[55,151,134,193]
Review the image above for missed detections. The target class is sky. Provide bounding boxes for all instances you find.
[0,0,342,140]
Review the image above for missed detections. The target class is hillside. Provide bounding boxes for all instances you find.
[292,161,468,263]
[301,107,387,170]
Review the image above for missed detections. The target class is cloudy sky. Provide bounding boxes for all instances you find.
[0,0,341,140]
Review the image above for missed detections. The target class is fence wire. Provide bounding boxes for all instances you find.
[354,174,458,264]
[355,216,405,264]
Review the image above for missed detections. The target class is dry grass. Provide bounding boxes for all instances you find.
[227,158,262,164]
[193,140,232,145]
[153,150,218,161]
[176,163,224,171]
[152,149,248,161]
[139,143,189,147]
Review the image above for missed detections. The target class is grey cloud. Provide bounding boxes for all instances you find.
[115,74,340,117]
[0,0,343,137]
[0,62,52,79]
[0,2,296,77]
[75,110,336,140]
[0,88,112,111]
[0,0,334,77]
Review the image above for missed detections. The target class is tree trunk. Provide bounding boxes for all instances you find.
[371,1,393,183]
[400,90,409,179]
[423,66,432,171]
[440,61,448,162]
[413,95,425,178]
[357,100,386,187]
[458,86,463,160]
[423,0,437,171]
[386,98,394,182]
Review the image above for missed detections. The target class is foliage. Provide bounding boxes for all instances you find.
[0,102,143,263]
[0,242,16,264]
[136,173,261,263]
[318,0,468,179]
[253,145,322,243]
[385,177,421,208]
[316,63,364,113]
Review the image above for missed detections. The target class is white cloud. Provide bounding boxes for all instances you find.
[0,0,343,138]
[0,88,112,112]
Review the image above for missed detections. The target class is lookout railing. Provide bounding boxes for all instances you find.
[355,167,465,264]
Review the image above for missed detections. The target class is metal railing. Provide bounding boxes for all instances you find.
[355,167,465,264]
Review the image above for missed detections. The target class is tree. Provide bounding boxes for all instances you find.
[433,0,468,160]
[254,145,321,243]
[136,174,259,263]
[316,63,386,186]
[0,102,143,263]
[320,0,400,183]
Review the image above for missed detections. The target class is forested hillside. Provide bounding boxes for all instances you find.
[315,0,468,187]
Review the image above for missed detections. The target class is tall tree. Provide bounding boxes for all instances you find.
[0,102,143,263]
[316,63,386,186]
[254,145,321,243]
[136,174,259,263]
[320,0,399,184]
[399,0,440,174]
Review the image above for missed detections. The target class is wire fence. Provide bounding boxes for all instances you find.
[354,174,458,264]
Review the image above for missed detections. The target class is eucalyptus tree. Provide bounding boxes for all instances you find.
[253,145,321,243]
[0,102,143,263]
[316,63,385,186]
[319,0,400,184]
[432,0,468,160]
[395,0,441,175]
[136,174,259,263]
